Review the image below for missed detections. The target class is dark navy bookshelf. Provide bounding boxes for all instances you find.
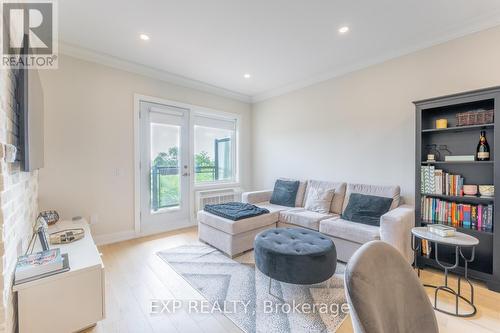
[421,160,494,165]
[422,123,494,133]
[414,86,500,291]
[421,220,493,235]
[422,193,494,205]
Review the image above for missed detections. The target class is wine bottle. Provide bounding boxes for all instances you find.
[476,130,490,161]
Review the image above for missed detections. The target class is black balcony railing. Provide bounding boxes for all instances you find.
[151,165,217,211]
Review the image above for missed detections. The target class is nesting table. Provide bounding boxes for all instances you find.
[411,226,479,317]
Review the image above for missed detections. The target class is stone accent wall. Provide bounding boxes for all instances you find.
[0,68,39,333]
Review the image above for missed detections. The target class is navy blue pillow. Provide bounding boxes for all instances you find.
[342,193,393,226]
[270,180,300,207]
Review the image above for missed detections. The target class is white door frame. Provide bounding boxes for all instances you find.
[134,94,198,236]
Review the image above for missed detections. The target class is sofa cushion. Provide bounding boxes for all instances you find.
[270,179,300,207]
[319,218,380,244]
[305,180,347,214]
[304,183,335,214]
[279,208,337,231]
[341,193,393,226]
[342,183,400,214]
[197,209,278,235]
[279,178,308,207]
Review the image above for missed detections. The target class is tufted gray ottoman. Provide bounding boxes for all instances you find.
[254,228,337,287]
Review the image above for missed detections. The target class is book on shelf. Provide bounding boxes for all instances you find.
[421,195,493,232]
[14,248,66,283]
[421,165,435,194]
[444,155,475,162]
[421,239,431,257]
[421,166,464,196]
[428,224,456,237]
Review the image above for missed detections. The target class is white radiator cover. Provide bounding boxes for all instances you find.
[195,188,242,213]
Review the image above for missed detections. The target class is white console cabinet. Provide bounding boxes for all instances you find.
[13,220,105,333]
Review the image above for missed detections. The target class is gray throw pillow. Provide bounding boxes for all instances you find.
[342,193,393,226]
[270,180,300,207]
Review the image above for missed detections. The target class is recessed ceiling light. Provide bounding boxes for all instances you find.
[243,73,251,79]
[338,26,349,34]
[139,33,150,41]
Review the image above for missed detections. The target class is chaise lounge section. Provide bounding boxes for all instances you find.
[198,179,414,263]
[197,208,277,258]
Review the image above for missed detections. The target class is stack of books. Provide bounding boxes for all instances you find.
[428,224,456,237]
[421,196,493,231]
[14,248,69,285]
[421,166,464,196]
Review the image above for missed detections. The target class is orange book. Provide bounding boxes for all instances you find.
[447,202,453,224]
[451,203,454,226]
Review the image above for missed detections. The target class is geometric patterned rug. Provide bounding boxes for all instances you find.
[157,245,348,333]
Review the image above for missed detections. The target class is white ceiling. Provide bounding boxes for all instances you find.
[59,0,500,101]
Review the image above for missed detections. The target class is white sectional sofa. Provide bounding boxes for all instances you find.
[197,179,414,263]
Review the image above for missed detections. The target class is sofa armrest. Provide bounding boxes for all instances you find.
[241,190,273,204]
[380,205,415,265]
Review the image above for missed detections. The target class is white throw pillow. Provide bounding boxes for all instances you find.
[304,186,335,213]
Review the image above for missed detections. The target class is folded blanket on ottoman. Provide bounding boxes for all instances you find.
[204,202,270,221]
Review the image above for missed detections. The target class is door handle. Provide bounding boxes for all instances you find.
[182,172,191,177]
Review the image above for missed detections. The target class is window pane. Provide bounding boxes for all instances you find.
[215,138,232,180]
[194,125,234,183]
[150,123,180,211]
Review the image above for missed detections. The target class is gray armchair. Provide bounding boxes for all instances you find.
[344,241,439,333]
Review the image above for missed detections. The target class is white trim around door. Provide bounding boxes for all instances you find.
[134,94,195,236]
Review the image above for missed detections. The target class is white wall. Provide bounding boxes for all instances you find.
[0,68,39,333]
[252,26,500,205]
[38,55,252,239]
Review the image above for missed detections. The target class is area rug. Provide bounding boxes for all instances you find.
[157,245,349,333]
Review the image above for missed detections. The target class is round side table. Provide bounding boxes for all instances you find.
[411,226,479,317]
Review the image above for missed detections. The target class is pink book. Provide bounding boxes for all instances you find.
[478,205,482,231]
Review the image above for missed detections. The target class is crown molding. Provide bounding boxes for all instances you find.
[59,42,252,103]
[252,14,500,103]
[59,11,500,105]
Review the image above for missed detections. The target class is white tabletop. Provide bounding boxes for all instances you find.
[412,227,479,247]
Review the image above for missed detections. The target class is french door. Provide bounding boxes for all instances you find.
[139,101,191,234]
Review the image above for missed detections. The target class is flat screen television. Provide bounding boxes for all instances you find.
[19,68,45,171]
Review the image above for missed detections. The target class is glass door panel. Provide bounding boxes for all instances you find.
[150,123,180,211]
[140,101,190,234]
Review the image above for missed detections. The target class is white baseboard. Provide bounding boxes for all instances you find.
[138,219,197,238]
[93,220,198,246]
[93,229,137,246]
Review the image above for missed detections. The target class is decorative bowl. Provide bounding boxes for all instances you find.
[463,185,478,196]
[479,185,494,197]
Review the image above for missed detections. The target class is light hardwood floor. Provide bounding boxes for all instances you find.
[85,227,500,333]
